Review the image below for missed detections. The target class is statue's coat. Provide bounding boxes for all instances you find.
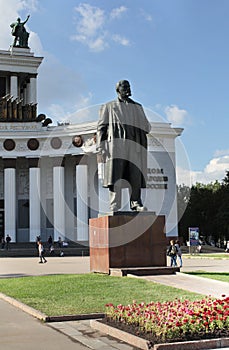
[97,98,151,188]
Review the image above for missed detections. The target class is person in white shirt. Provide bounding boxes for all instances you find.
[38,241,47,264]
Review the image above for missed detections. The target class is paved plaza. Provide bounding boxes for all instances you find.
[0,255,228,279]
[0,255,229,350]
[0,256,91,279]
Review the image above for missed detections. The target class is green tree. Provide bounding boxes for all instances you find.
[178,180,222,243]
[215,171,229,240]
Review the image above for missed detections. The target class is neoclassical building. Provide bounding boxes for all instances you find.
[0,45,183,244]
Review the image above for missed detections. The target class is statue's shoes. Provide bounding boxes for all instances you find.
[110,207,120,212]
[131,205,147,212]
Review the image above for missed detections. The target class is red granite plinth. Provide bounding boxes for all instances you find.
[89,213,166,274]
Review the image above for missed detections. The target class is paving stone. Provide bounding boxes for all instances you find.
[49,319,139,349]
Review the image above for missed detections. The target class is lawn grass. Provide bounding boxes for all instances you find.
[186,272,229,283]
[0,273,203,316]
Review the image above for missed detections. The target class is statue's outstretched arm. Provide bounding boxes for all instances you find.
[22,14,30,25]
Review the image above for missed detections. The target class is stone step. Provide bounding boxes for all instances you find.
[0,247,89,257]
[109,266,180,276]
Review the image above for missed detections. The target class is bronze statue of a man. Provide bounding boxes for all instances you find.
[97,80,151,212]
[10,15,30,48]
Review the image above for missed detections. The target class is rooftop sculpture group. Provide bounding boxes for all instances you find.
[10,15,30,48]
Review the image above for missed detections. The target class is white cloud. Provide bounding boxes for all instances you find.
[74,3,105,38]
[69,103,100,124]
[204,155,229,177]
[110,6,127,19]
[21,0,38,12]
[165,105,188,125]
[71,3,106,52]
[176,166,192,187]
[48,94,95,125]
[29,31,43,54]
[177,154,229,186]
[72,3,130,52]
[140,9,153,22]
[214,149,229,157]
[88,36,107,52]
[73,33,107,52]
[112,34,130,46]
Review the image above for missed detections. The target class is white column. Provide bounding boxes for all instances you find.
[29,166,40,242]
[76,164,88,241]
[10,75,18,99]
[53,165,65,241]
[4,167,16,242]
[97,162,109,214]
[29,77,37,104]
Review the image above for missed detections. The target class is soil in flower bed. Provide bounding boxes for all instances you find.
[100,318,229,347]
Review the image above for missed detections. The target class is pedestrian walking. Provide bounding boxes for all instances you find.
[57,236,64,257]
[38,241,47,263]
[225,241,229,253]
[175,240,183,267]
[36,235,40,251]
[5,234,11,250]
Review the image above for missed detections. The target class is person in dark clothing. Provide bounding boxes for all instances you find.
[6,234,11,250]
[1,237,5,249]
[167,239,178,267]
[48,235,53,251]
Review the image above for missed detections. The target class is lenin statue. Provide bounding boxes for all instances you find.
[97,80,151,212]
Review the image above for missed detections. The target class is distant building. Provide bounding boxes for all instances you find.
[0,45,183,244]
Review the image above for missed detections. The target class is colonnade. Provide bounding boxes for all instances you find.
[10,74,37,104]
[3,158,89,243]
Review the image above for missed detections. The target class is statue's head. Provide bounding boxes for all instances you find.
[17,18,21,22]
[116,80,131,99]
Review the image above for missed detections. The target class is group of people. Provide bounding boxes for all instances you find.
[36,235,64,263]
[167,239,182,267]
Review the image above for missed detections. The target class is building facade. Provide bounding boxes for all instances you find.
[0,46,183,244]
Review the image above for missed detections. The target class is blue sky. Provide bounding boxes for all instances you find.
[0,0,228,185]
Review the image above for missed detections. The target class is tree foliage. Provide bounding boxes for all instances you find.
[178,171,229,243]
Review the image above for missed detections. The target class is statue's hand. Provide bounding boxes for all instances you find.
[97,150,106,163]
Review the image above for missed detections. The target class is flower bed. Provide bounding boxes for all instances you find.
[105,295,229,347]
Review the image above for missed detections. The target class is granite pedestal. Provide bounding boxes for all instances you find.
[89,212,167,274]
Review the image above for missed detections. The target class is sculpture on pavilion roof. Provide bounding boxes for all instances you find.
[10,15,30,48]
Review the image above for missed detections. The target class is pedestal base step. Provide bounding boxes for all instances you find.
[109,266,180,277]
